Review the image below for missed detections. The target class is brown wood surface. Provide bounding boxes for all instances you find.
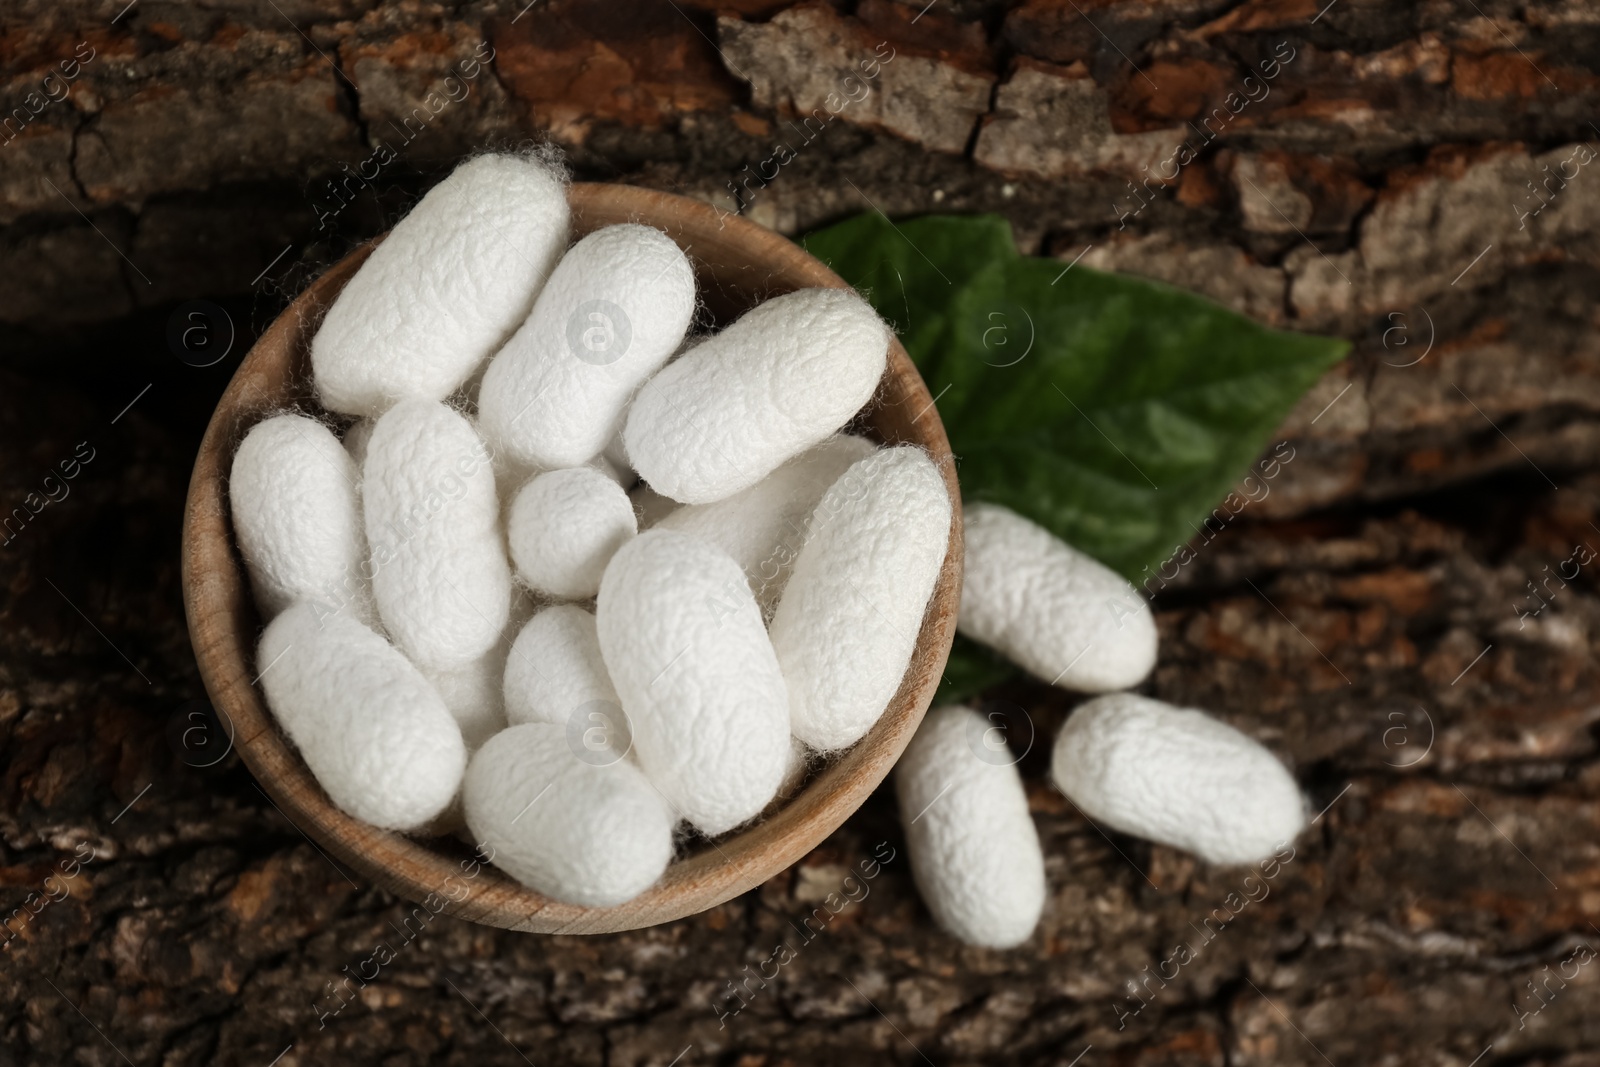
[181,182,963,935]
[6,1,1600,1064]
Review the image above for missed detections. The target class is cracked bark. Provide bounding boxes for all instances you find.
[2,0,1599,1065]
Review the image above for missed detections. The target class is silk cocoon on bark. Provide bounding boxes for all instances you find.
[960,502,1156,691]
[896,705,1045,948]
[1052,693,1307,865]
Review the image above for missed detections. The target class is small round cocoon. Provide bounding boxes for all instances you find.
[363,400,511,671]
[1052,693,1307,865]
[596,529,789,835]
[769,446,951,752]
[257,603,466,831]
[657,434,878,612]
[896,705,1046,948]
[230,413,372,625]
[478,224,695,470]
[463,723,674,907]
[623,288,889,504]
[506,467,637,599]
[504,605,621,733]
[960,503,1156,691]
[312,153,569,416]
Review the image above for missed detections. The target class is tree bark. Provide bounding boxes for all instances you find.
[2,1,1599,1064]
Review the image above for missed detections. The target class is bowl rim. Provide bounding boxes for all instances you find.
[181,180,963,934]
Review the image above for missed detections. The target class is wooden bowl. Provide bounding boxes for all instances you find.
[181,182,962,934]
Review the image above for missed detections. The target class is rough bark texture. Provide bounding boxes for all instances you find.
[3,0,1599,1064]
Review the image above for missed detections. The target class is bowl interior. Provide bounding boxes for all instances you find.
[181,182,962,934]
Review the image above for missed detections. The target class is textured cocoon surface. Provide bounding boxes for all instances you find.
[769,446,951,752]
[230,413,372,625]
[1052,693,1307,865]
[463,723,673,907]
[422,602,523,752]
[623,288,889,505]
[311,153,569,416]
[362,400,511,671]
[504,605,620,731]
[960,503,1157,691]
[257,603,466,831]
[422,654,507,752]
[657,434,878,612]
[896,705,1046,948]
[506,467,637,599]
[478,224,695,470]
[596,529,789,835]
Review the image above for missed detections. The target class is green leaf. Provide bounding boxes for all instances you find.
[808,212,1347,700]
[806,213,1348,583]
